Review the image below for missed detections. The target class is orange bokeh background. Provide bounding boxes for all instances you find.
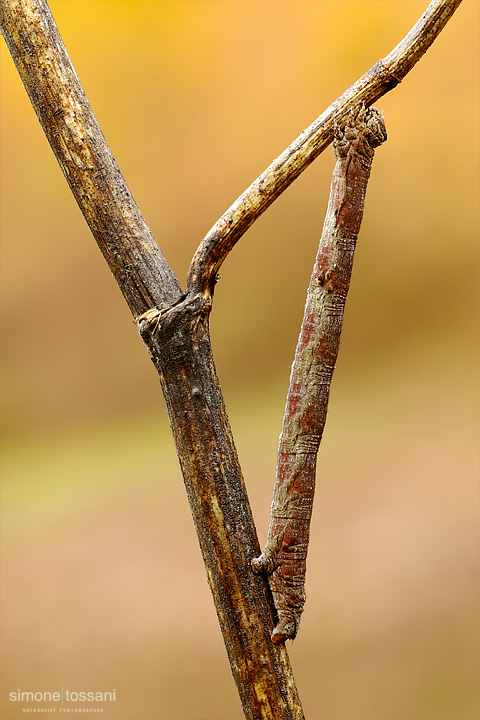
[1,2,479,718]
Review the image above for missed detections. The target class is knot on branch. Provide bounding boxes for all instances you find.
[135,291,211,341]
[369,59,403,89]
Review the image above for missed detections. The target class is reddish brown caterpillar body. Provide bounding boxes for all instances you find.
[252,105,387,643]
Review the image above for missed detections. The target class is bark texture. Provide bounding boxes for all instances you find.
[0,0,180,316]
[252,107,387,643]
[136,297,304,718]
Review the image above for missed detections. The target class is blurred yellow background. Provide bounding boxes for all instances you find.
[1,1,478,718]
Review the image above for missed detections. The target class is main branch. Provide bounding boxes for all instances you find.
[0,1,303,717]
[0,0,181,317]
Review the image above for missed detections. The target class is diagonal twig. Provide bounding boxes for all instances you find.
[252,105,387,642]
[187,0,463,299]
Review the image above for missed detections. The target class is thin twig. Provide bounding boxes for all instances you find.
[187,0,463,299]
[252,105,387,643]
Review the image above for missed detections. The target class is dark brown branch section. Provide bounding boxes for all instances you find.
[187,0,463,299]
[136,298,305,718]
[252,106,387,642]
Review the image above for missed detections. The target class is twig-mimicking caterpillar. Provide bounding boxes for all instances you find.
[252,105,387,643]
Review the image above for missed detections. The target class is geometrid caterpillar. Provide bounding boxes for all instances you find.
[252,105,387,643]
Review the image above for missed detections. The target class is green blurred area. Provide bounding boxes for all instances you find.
[1,1,479,719]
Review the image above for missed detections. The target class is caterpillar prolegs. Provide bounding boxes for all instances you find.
[252,105,387,643]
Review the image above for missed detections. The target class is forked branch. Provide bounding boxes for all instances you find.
[0,0,464,718]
